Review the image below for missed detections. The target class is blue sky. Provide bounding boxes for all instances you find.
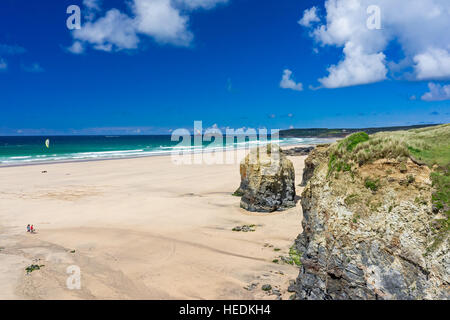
[0,0,449,135]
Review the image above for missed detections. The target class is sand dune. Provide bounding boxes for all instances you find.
[0,150,306,299]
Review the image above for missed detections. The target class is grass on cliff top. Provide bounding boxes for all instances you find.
[328,124,450,169]
[338,131,369,152]
[328,124,450,251]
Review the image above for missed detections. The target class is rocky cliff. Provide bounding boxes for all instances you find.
[290,128,450,300]
[235,145,296,212]
[300,144,329,186]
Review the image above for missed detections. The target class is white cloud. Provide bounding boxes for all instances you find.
[177,0,228,10]
[421,82,450,101]
[83,0,102,21]
[83,0,101,11]
[67,41,85,54]
[133,0,192,46]
[0,58,7,70]
[69,0,226,53]
[319,42,387,88]
[73,9,138,52]
[280,69,303,91]
[298,7,320,27]
[300,0,450,88]
[414,48,450,80]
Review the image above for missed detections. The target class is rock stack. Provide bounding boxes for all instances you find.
[235,145,296,212]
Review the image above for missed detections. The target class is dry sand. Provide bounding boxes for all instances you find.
[0,149,306,300]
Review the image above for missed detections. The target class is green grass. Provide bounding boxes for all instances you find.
[328,153,337,173]
[25,264,45,274]
[364,178,380,192]
[327,124,449,173]
[398,125,449,251]
[328,132,368,176]
[232,189,244,197]
[431,171,449,209]
[338,132,370,152]
[288,246,302,266]
[429,170,450,250]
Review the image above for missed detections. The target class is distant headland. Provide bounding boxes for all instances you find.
[279,124,440,138]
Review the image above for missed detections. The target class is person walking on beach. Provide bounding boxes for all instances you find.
[27,224,30,232]
[30,225,34,234]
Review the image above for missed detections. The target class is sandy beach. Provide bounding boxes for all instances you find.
[0,148,306,300]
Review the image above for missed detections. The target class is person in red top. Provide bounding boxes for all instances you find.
[30,225,34,233]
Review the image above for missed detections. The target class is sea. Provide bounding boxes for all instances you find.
[0,135,333,166]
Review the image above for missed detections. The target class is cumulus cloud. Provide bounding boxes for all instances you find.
[319,42,387,88]
[69,0,226,53]
[132,0,192,46]
[421,82,450,101]
[83,0,102,21]
[280,69,304,91]
[298,7,320,27]
[414,48,450,80]
[300,0,450,88]
[73,9,139,52]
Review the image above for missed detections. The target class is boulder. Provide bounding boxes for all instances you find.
[282,146,314,156]
[235,145,296,212]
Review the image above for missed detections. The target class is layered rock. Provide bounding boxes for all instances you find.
[235,145,296,212]
[291,147,449,299]
[300,144,329,186]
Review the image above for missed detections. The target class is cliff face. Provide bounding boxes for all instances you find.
[291,144,449,300]
[300,144,329,186]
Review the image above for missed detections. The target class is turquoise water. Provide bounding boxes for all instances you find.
[0,135,332,166]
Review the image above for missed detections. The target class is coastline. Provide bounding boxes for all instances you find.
[0,139,336,168]
[0,144,310,299]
